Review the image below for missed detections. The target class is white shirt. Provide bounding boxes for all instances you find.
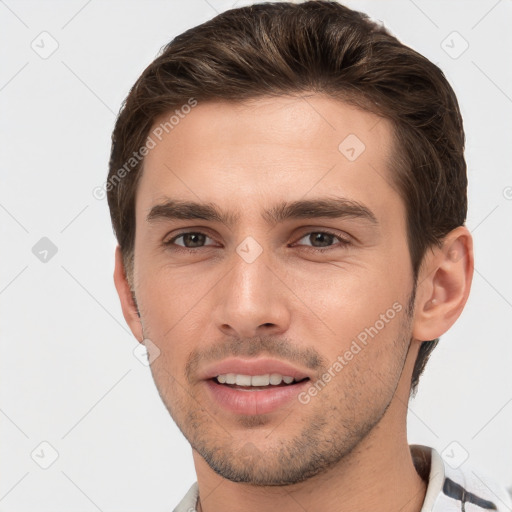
[173,445,512,512]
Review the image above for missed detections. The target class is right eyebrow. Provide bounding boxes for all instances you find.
[146,199,240,226]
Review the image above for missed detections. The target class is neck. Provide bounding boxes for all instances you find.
[193,416,427,512]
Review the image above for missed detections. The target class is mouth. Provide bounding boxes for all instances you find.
[200,358,313,415]
[212,373,309,390]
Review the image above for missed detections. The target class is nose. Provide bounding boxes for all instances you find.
[212,248,291,339]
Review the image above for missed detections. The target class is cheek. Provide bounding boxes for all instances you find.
[306,307,410,412]
[137,251,211,316]
[135,267,207,371]
[286,262,408,336]
[296,281,411,399]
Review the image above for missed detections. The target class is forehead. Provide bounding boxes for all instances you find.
[137,94,401,222]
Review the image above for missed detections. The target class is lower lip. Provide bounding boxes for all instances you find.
[204,379,310,415]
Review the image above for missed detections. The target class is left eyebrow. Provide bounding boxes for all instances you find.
[262,197,378,226]
[146,197,378,227]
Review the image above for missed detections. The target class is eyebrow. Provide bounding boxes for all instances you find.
[146,197,378,227]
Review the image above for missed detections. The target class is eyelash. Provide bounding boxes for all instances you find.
[164,230,351,253]
[294,230,352,251]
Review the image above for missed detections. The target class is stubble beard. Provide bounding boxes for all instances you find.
[145,290,416,486]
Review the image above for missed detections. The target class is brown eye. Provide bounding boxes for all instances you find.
[166,232,213,248]
[296,231,350,250]
[305,232,336,247]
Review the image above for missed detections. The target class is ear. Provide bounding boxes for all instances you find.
[113,246,143,342]
[412,226,474,341]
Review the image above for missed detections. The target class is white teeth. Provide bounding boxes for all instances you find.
[215,373,298,386]
[269,373,283,385]
[251,374,270,386]
[235,374,252,386]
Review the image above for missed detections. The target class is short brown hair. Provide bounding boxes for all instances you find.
[107,0,467,394]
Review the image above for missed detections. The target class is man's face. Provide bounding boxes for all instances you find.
[130,95,416,485]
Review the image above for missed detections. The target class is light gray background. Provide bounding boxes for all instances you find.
[1,1,511,511]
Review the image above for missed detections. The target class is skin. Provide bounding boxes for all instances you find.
[114,94,474,512]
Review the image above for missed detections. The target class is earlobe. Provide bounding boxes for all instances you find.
[412,226,474,341]
[113,246,144,342]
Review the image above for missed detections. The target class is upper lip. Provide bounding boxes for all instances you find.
[199,357,312,381]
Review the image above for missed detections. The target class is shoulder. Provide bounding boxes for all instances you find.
[440,461,512,512]
[412,444,512,512]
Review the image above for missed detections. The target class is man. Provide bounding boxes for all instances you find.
[106,2,511,511]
